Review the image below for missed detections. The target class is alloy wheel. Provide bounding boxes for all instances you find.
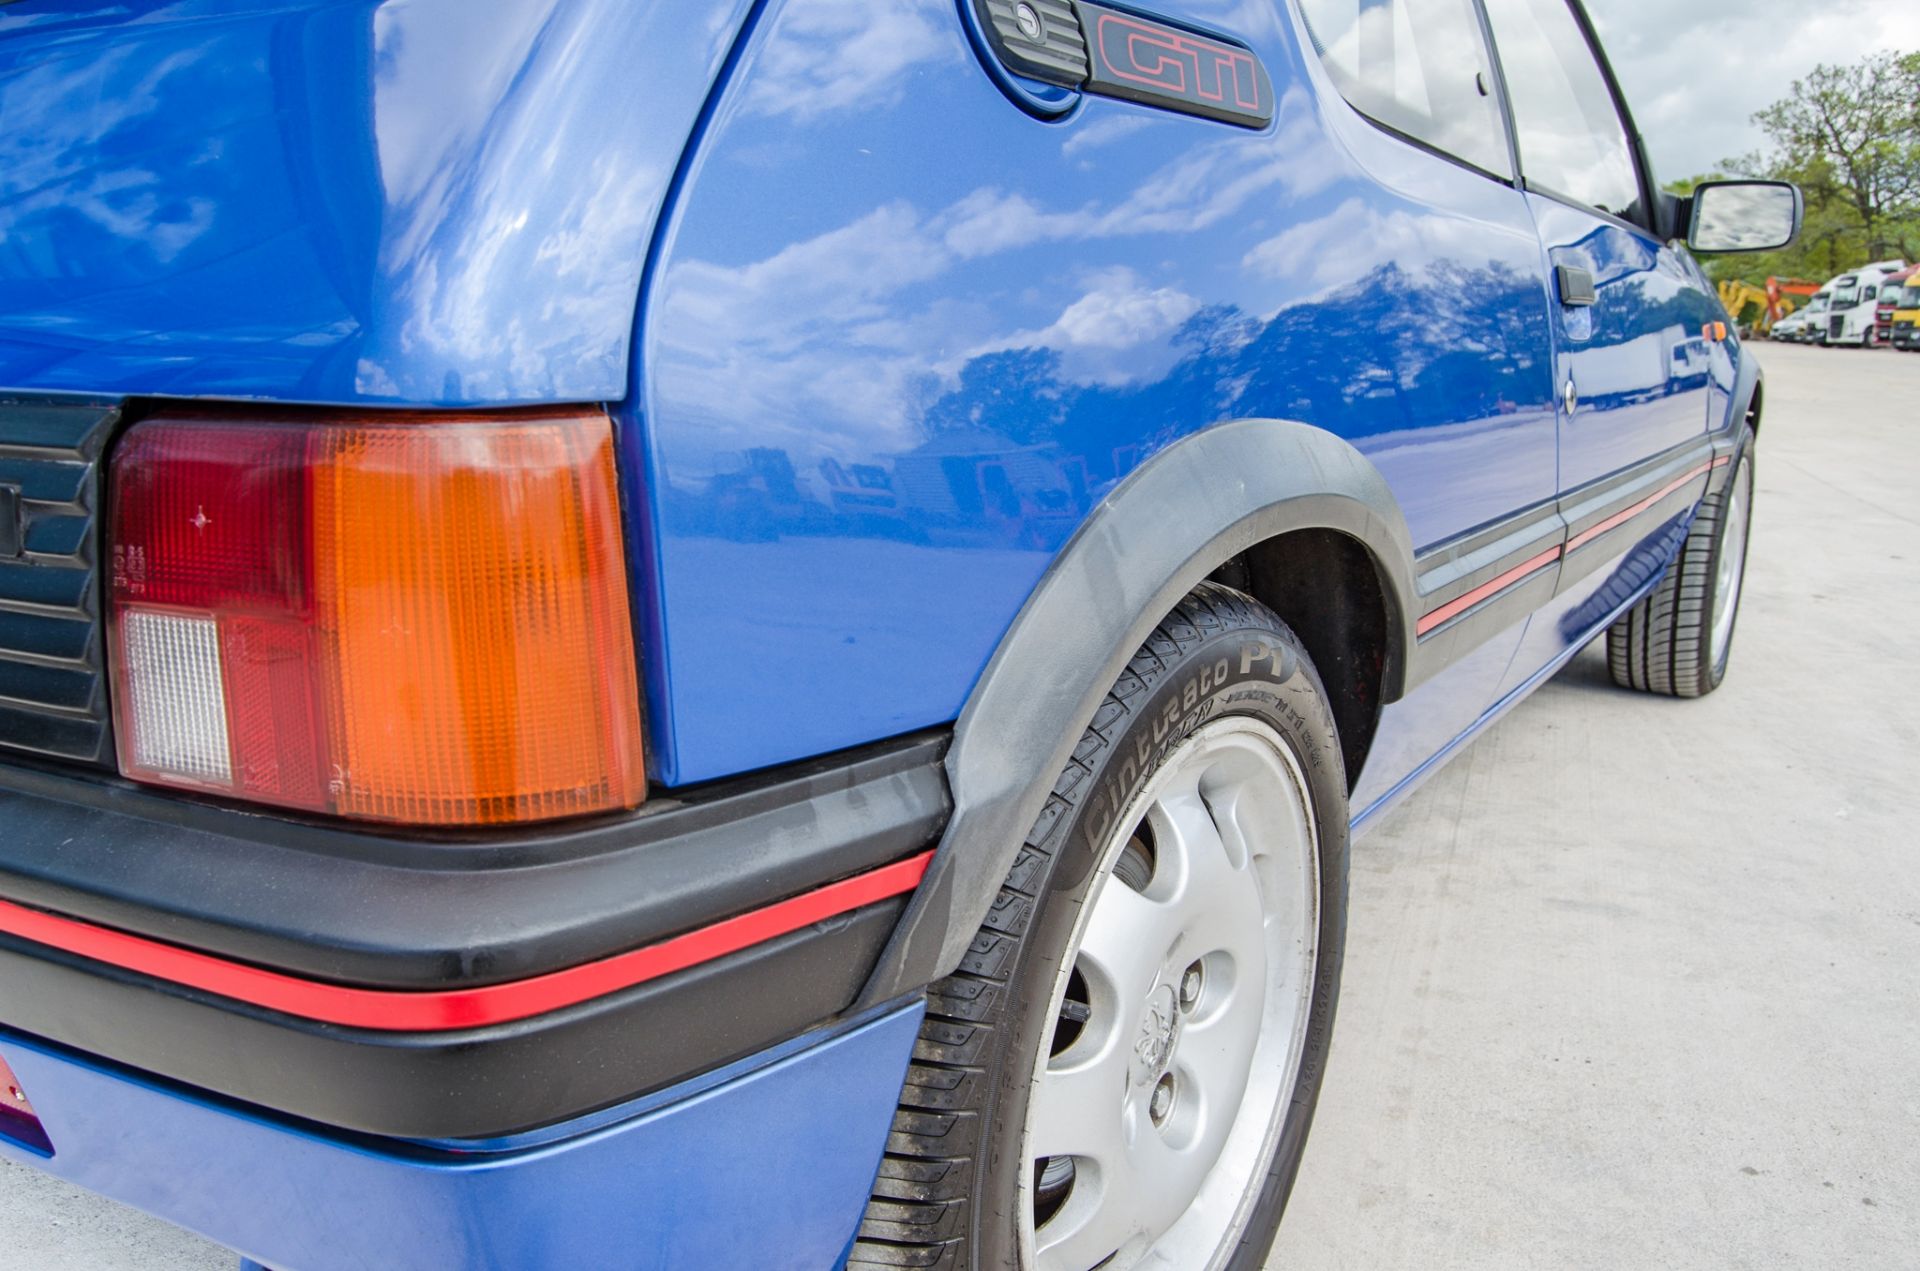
[1018,716,1321,1270]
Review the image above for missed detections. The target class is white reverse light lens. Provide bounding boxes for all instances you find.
[119,609,232,787]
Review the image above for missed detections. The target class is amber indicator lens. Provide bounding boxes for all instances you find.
[0,1052,52,1156]
[107,409,646,826]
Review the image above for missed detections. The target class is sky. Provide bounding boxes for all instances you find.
[1584,0,1920,182]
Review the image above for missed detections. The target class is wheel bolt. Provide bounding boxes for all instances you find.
[1179,961,1204,1011]
[1150,1072,1176,1124]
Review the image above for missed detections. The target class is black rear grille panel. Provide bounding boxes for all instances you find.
[0,398,119,767]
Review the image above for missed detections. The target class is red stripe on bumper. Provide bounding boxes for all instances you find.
[0,851,933,1031]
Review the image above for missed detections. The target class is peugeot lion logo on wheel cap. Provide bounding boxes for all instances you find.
[1133,983,1181,1082]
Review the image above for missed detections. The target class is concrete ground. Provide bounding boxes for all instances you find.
[2,342,1915,1269]
[1269,341,1920,1269]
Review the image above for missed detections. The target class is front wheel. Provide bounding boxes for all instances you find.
[1607,433,1755,696]
[851,584,1348,1270]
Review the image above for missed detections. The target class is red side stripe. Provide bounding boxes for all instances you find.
[1417,455,1729,635]
[1564,457,1725,554]
[1416,547,1561,636]
[0,851,933,1032]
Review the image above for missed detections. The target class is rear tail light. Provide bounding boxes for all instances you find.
[107,408,646,826]
[0,1052,51,1155]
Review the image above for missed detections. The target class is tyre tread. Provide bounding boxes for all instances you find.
[1606,434,1752,698]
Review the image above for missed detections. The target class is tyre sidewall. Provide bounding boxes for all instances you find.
[1703,449,1756,690]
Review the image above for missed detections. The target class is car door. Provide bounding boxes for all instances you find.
[1479,0,1718,690]
[1483,0,1712,489]
[1283,0,1564,817]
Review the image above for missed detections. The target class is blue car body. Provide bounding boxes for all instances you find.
[0,0,1759,1266]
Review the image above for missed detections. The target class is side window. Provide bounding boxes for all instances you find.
[1297,0,1512,179]
[1480,0,1642,221]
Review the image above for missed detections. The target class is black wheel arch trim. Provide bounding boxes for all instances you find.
[1728,346,1764,437]
[857,417,1418,1006]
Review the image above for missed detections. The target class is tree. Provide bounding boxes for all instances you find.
[1753,52,1920,257]
[1720,51,1920,276]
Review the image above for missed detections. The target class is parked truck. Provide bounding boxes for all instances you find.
[1818,261,1909,347]
[1875,265,1920,344]
[1892,281,1920,351]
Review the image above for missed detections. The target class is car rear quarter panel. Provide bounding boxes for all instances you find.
[632,0,1559,785]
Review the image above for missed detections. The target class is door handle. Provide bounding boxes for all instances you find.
[1556,265,1597,307]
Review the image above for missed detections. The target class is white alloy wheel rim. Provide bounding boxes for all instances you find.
[1710,459,1752,669]
[1018,715,1321,1271]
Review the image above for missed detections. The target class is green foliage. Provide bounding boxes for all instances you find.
[1693,51,1920,286]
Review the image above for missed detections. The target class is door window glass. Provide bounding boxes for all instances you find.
[1298,0,1512,178]
[1480,0,1642,221]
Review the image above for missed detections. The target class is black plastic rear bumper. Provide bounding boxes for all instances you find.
[0,733,948,1138]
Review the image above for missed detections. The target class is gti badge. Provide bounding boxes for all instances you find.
[1078,2,1273,127]
[974,0,1274,128]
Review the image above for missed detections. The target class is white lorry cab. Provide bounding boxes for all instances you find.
[1819,261,1909,347]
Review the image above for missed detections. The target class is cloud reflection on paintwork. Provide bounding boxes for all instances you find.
[0,47,216,277]
[653,161,1554,534]
[360,0,685,400]
[1243,197,1493,291]
[741,0,960,122]
[650,109,1346,463]
[0,0,751,404]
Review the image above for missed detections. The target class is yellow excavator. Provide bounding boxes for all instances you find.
[1718,277,1821,336]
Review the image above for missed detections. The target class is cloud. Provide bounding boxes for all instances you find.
[1061,113,1156,159]
[670,201,949,342]
[940,107,1339,260]
[1584,0,1920,180]
[1049,272,1200,349]
[1242,197,1488,289]
[0,46,219,267]
[940,189,1099,260]
[648,107,1347,450]
[964,268,1202,385]
[649,200,973,461]
[741,0,959,123]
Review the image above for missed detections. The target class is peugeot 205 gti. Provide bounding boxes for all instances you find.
[0,0,1796,1267]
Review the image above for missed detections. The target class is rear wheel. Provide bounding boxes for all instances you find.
[1607,434,1754,697]
[851,584,1348,1270]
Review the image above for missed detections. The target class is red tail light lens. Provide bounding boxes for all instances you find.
[0,1052,51,1156]
[107,408,646,826]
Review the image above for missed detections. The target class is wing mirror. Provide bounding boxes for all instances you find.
[1684,181,1803,253]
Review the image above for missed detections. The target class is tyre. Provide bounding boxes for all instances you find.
[1607,434,1755,697]
[851,583,1349,1271]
